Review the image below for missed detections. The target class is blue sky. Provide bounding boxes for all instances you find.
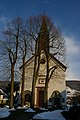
[0,0,80,80]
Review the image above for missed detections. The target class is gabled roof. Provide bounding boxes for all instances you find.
[48,53,67,71]
[20,53,67,71]
[20,56,34,69]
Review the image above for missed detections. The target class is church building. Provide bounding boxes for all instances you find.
[20,16,66,108]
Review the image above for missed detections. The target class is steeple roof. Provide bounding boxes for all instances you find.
[38,16,49,53]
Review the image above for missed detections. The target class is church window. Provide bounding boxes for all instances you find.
[40,58,46,64]
[38,78,45,84]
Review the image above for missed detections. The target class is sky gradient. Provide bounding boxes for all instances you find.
[0,0,80,80]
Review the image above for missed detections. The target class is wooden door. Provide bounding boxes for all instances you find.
[37,88,44,108]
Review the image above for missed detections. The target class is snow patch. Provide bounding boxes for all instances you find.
[39,107,48,111]
[0,107,10,118]
[66,86,80,97]
[9,107,16,111]
[17,106,28,109]
[33,110,66,120]
[25,108,35,112]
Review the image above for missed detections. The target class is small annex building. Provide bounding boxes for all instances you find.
[20,16,66,108]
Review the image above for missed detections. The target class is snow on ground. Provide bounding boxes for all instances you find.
[17,106,35,112]
[0,107,10,118]
[17,105,28,109]
[9,107,16,111]
[0,106,66,119]
[39,107,48,111]
[4,105,15,111]
[66,86,80,97]
[33,110,66,120]
[25,108,35,112]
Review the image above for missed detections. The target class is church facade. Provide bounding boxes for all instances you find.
[20,16,66,108]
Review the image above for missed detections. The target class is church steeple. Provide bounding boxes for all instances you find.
[38,16,49,53]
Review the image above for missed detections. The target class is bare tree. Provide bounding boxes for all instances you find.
[0,17,23,108]
[0,17,32,108]
[19,29,29,106]
[26,15,66,63]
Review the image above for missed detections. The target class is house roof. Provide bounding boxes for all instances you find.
[66,80,80,91]
[20,52,67,71]
[0,81,20,91]
[0,89,5,95]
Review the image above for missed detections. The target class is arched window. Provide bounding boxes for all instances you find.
[24,90,31,102]
[25,94,31,102]
[49,90,62,108]
[51,90,62,98]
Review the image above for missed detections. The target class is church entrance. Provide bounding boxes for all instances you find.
[37,87,44,108]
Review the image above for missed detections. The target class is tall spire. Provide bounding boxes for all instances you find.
[38,15,49,53]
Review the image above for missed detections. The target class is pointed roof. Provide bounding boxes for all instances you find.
[38,15,49,52]
[40,15,48,33]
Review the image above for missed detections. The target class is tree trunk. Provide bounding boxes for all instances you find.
[10,64,14,108]
[31,53,40,108]
[31,53,37,108]
[44,53,49,108]
[21,56,25,106]
[31,77,36,108]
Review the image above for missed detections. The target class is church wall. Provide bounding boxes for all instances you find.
[48,58,66,106]
[20,58,34,92]
[35,56,66,107]
[20,55,66,107]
